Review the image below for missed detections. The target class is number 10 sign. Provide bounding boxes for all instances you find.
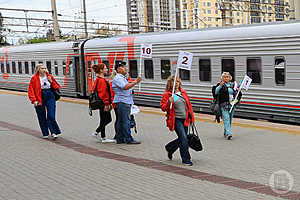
[177,51,193,70]
[141,44,152,58]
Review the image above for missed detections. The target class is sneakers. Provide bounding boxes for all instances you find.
[51,134,58,140]
[225,134,232,140]
[182,161,193,166]
[42,135,49,139]
[101,138,116,143]
[126,140,141,144]
[165,146,172,160]
[92,132,99,137]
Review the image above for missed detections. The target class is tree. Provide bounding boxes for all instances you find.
[0,12,4,45]
[95,26,123,37]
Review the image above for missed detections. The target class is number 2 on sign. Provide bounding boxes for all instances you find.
[182,56,188,65]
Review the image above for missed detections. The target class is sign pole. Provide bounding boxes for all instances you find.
[170,66,178,109]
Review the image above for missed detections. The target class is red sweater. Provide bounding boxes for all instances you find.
[92,76,114,106]
[28,73,60,105]
[160,88,195,131]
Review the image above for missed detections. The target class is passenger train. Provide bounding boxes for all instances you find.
[1,20,300,123]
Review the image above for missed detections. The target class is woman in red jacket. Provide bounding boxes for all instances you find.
[160,75,195,166]
[91,63,115,143]
[28,64,61,139]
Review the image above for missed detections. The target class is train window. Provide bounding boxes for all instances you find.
[222,58,235,81]
[31,62,36,74]
[129,60,138,78]
[38,61,43,64]
[68,60,73,76]
[25,62,29,74]
[179,69,190,81]
[12,62,16,74]
[144,60,154,79]
[274,57,285,85]
[63,61,66,75]
[199,59,211,81]
[1,62,4,73]
[6,62,10,73]
[46,61,51,74]
[161,60,171,79]
[247,58,261,84]
[102,60,110,77]
[18,62,22,74]
[54,61,58,75]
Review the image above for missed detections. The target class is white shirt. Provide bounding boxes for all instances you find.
[40,76,51,89]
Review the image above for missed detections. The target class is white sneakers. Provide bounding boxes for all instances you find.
[101,138,116,143]
[92,133,115,143]
[42,134,58,140]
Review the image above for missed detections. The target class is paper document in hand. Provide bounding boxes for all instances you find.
[130,105,140,115]
[240,75,252,91]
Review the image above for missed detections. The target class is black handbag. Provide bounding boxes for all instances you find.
[210,93,221,116]
[51,88,61,101]
[187,123,203,151]
[89,78,111,114]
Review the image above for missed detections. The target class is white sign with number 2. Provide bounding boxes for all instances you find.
[177,51,193,70]
[141,44,152,58]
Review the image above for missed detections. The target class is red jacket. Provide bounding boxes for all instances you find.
[92,76,114,106]
[160,88,195,131]
[28,73,60,105]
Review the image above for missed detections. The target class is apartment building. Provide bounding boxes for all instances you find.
[126,0,179,33]
[290,0,300,20]
[181,0,292,29]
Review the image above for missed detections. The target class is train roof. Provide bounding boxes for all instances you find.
[0,41,74,54]
[84,20,300,48]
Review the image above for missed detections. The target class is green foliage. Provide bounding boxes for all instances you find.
[27,38,51,44]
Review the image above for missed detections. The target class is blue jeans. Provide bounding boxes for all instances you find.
[221,106,235,135]
[115,102,133,143]
[35,89,61,136]
[165,118,191,163]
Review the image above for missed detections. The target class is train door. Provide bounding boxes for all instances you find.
[73,56,82,95]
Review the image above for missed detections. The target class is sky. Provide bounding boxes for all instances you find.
[0,0,127,44]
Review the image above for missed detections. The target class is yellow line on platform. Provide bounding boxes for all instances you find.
[1,89,300,136]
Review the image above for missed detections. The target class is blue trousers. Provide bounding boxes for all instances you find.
[165,118,191,163]
[35,89,61,136]
[115,102,133,143]
[221,106,235,135]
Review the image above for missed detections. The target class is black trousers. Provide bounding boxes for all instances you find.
[96,107,112,138]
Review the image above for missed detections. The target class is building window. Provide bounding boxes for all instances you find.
[247,58,262,84]
[161,60,171,79]
[274,57,285,85]
[222,58,235,81]
[144,60,154,79]
[129,60,138,78]
[199,59,211,81]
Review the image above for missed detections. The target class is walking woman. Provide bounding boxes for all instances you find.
[91,63,115,143]
[160,75,195,166]
[212,72,242,140]
[28,64,61,139]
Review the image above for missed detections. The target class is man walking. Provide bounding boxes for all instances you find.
[112,61,142,144]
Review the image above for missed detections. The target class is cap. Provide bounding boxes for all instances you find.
[114,61,126,71]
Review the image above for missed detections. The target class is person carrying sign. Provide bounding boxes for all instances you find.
[160,75,195,166]
[212,72,242,140]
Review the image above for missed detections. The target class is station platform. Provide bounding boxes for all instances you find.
[0,89,299,200]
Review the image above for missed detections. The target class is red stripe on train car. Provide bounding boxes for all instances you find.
[135,91,300,109]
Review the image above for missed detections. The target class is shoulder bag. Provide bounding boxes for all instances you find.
[187,123,203,152]
[89,79,105,110]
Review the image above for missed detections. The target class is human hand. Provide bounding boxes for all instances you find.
[34,101,40,107]
[219,81,223,86]
[104,105,110,112]
[135,77,142,84]
[168,96,174,103]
